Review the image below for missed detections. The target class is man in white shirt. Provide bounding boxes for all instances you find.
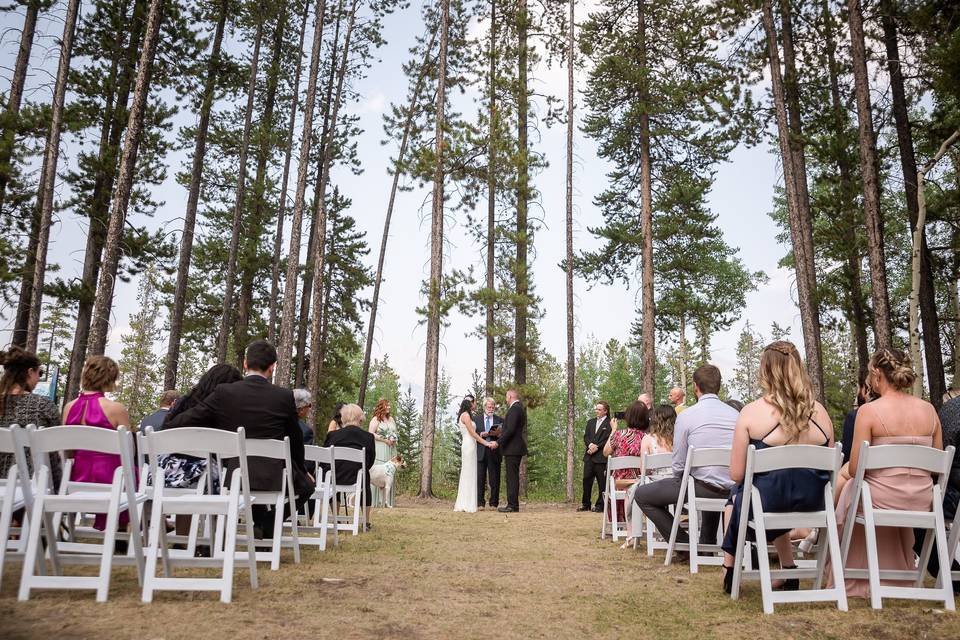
[632,365,737,548]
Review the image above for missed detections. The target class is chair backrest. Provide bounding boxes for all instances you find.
[750,443,841,474]
[28,424,125,457]
[688,447,731,469]
[856,442,954,477]
[333,446,365,465]
[244,437,289,462]
[146,427,244,459]
[0,425,32,491]
[608,456,643,473]
[304,444,333,465]
[641,452,672,474]
[0,425,17,454]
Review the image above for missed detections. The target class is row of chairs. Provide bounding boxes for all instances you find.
[601,442,959,614]
[0,423,370,603]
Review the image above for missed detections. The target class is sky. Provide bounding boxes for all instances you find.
[0,1,807,406]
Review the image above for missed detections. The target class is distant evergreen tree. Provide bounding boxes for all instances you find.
[116,269,162,423]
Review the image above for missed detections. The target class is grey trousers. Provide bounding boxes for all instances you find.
[633,475,729,544]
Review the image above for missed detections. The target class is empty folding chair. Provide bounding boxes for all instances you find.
[729,443,847,614]
[601,456,642,542]
[634,451,673,554]
[141,427,258,604]
[239,437,301,570]
[0,425,33,587]
[331,447,366,535]
[293,445,337,550]
[840,442,955,610]
[665,447,732,573]
[18,425,146,602]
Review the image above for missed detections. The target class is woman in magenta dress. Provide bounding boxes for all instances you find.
[62,356,131,531]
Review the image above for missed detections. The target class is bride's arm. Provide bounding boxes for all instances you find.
[462,414,491,447]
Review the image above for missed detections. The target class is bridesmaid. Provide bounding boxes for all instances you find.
[368,398,398,507]
[62,356,130,531]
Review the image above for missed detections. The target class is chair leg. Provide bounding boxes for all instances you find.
[824,500,848,612]
[222,496,239,604]
[17,485,46,601]
[142,496,163,603]
[0,480,15,588]
[753,507,773,615]
[289,497,301,564]
[688,489,701,574]
[933,506,956,611]
[243,499,259,590]
[96,486,123,602]
[270,499,283,571]
[860,488,883,610]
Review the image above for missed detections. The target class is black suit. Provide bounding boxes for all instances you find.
[582,416,611,509]
[322,425,376,506]
[474,413,503,507]
[500,401,528,510]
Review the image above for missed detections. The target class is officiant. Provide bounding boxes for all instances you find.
[474,396,503,510]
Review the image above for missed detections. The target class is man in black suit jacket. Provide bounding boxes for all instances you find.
[322,403,376,528]
[496,388,528,513]
[580,401,612,512]
[165,340,310,534]
[474,397,503,509]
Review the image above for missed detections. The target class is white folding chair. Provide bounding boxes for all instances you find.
[332,447,366,535]
[601,456,642,542]
[141,427,258,603]
[18,425,146,602]
[729,443,847,614]
[0,425,34,587]
[665,447,732,573]
[840,442,955,610]
[634,452,673,554]
[293,445,337,550]
[239,437,301,570]
[947,497,960,585]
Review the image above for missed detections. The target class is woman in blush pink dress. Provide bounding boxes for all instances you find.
[62,356,132,531]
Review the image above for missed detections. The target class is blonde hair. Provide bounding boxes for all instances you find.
[81,355,119,393]
[758,341,814,442]
[649,405,676,449]
[340,403,365,427]
[869,348,917,391]
[373,398,390,422]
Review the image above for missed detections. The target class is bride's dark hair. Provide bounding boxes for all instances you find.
[457,395,474,418]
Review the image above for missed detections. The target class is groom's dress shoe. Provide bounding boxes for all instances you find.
[497,506,517,513]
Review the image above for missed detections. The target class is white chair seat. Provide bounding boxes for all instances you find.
[43,492,148,513]
[159,494,254,514]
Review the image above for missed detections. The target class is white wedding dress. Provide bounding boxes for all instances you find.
[453,415,478,513]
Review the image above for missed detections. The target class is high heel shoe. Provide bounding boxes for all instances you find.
[722,565,734,594]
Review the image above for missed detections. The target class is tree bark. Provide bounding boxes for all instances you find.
[564,0,575,502]
[268,0,311,344]
[24,0,81,353]
[515,0,530,496]
[215,17,263,363]
[87,0,166,356]
[637,0,655,397]
[163,0,229,389]
[358,27,438,407]
[419,0,449,498]
[485,0,497,397]
[275,0,329,386]
[848,0,892,349]
[882,4,945,405]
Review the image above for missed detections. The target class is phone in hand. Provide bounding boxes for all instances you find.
[614,411,626,420]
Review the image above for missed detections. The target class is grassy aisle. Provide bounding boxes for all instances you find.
[4,500,960,639]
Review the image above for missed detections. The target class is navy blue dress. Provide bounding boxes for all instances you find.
[721,420,831,556]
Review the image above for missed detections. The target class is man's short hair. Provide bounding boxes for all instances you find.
[693,364,722,395]
[293,388,312,409]
[245,339,277,372]
[340,403,365,426]
[160,389,179,407]
[596,400,610,416]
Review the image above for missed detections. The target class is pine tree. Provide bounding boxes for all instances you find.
[394,384,421,494]
[732,321,764,402]
[116,269,162,423]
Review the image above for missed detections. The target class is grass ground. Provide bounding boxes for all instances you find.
[4,499,960,639]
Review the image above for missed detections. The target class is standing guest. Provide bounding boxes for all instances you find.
[719,341,834,594]
[166,340,311,538]
[327,403,345,434]
[579,401,612,512]
[840,372,873,464]
[369,399,398,507]
[474,397,503,510]
[637,393,653,411]
[140,390,179,432]
[641,404,676,457]
[324,404,376,529]
[293,389,314,446]
[496,389,528,513]
[63,356,130,531]
[632,365,737,551]
[603,400,648,544]
[831,348,943,598]
[669,387,687,414]
[0,346,62,485]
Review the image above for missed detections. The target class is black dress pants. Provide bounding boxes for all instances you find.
[478,449,502,507]
[504,455,522,510]
[582,459,607,509]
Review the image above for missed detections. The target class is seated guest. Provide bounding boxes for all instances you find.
[840,372,873,464]
[641,404,676,457]
[719,341,834,593]
[323,403,376,530]
[293,389,315,446]
[831,348,943,598]
[633,365,737,554]
[327,402,344,434]
[63,356,130,531]
[166,340,311,538]
[603,400,648,547]
[140,389,179,432]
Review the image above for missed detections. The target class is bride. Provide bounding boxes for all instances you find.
[454,395,496,513]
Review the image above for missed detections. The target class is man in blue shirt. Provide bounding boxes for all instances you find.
[139,390,179,431]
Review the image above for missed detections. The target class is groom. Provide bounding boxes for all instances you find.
[496,388,527,513]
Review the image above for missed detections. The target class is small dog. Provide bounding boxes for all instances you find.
[369,455,406,508]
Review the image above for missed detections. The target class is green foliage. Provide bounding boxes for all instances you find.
[115,269,162,424]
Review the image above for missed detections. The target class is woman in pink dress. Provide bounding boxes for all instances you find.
[832,348,943,597]
[62,356,131,531]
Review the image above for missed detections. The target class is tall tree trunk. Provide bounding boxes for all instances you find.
[679,312,688,392]
[7,0,44,347]
[215,17,263,363]
[358,28,438,407]
[316,205,337,372]
[24,0,81,353]
[637,0,655,396]
[235,3,290,359]
[419,0,449,499]
[275,0,329,387]
[307,0,359,421]
[514,0,529,389]
[87,0,166,356]
[848,0,892,348]
[268,0,311,344]
[882,4,945,405]
[163,0,229,389]
[564,0,575,502]
[778,0,824,401]
[485,0,497,397]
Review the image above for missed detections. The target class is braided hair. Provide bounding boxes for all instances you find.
[869,348,916,391]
